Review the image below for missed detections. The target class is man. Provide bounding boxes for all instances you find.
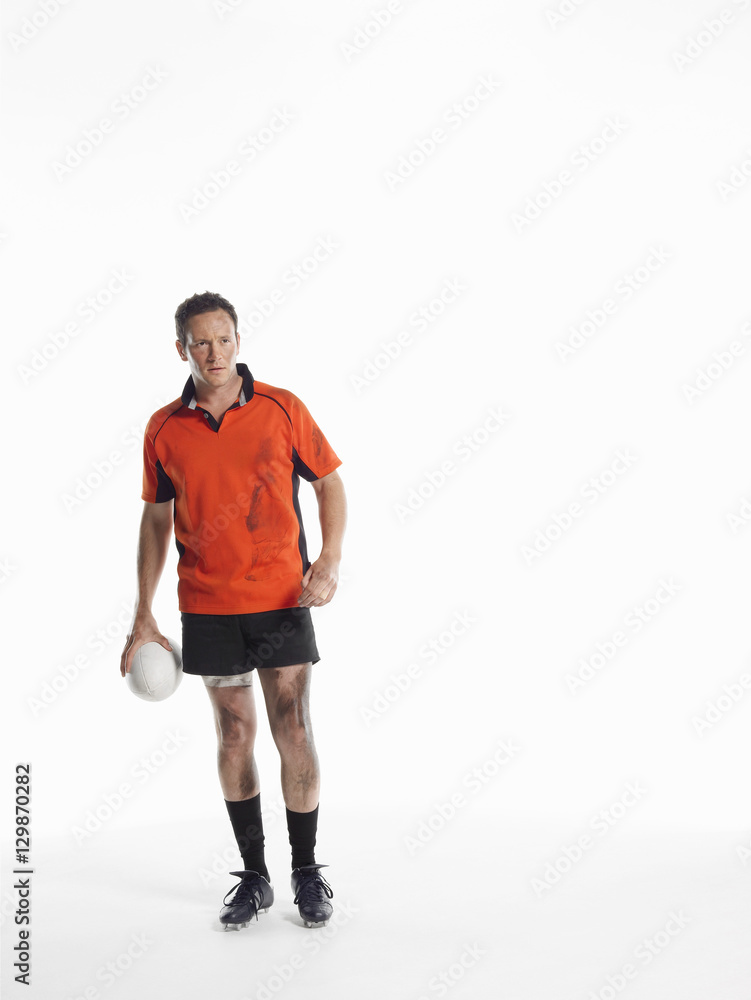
[119,291,346,931]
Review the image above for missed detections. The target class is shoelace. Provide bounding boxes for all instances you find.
[223,876,264,921]
[293,869,333,907]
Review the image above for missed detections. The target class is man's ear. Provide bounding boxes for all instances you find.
[175,339,187,361]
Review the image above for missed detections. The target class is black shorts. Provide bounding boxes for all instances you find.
[181,607,320,677]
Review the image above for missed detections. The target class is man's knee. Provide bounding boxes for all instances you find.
[211,696,257,749]
[219,713,255,749]
[273,705,317,761]
[267,669,311,732]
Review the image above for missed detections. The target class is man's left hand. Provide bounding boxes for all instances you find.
[297,555,340,608]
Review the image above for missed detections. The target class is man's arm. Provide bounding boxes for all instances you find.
[119,499,175,676]
[297,469,347,608]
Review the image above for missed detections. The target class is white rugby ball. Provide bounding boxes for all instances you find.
[127,639,183,702]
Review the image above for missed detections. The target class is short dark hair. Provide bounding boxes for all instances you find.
[174,291,238,347]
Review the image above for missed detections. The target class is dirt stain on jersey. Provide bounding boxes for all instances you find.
[311,426,323,458]
[256,435,275,465]
[244,479,290,580]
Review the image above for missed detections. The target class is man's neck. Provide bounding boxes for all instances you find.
[194,368,243,411]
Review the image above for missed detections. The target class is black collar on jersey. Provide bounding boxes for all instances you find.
[181,362,255,408]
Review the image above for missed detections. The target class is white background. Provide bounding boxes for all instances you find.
[2,0,751,997]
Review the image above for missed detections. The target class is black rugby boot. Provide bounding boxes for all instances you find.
[220,870,274,930]
[290,863,333,928]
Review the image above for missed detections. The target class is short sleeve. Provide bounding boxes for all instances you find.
[141,419,176,503]
[289,394,342,482]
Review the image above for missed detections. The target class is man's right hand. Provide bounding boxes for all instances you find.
[120,612,173,677]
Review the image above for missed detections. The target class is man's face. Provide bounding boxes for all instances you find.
[176,309,240,392]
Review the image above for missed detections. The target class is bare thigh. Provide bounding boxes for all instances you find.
[205,678,259,746]
[256,662,313,736]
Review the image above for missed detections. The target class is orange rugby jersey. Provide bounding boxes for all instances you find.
[141,362,342,614]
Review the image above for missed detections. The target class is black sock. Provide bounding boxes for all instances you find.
[225,793,269,881]
[286,804,318,869]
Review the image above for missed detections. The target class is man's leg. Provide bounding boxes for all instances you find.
[204,678,270,881]
[257,662,333,927]
[257,662,320,857]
